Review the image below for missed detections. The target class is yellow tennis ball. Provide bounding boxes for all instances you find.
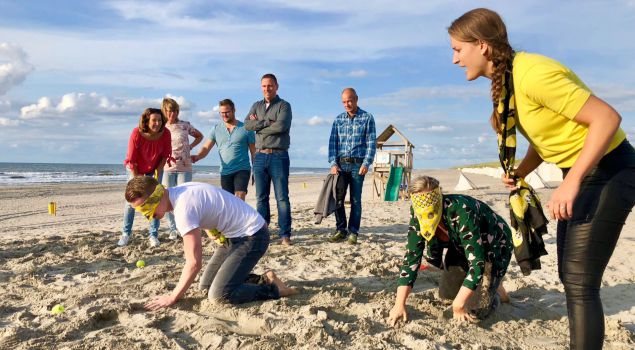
[136,260,146,268]
[51,304,65,315]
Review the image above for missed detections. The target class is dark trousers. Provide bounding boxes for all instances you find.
[557,140,635,349]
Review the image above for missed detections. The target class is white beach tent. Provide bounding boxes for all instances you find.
[535,162,563,182]
[524,171,549,189]
[454,171,478,191]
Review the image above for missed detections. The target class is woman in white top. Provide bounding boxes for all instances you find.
[161,98,203,240]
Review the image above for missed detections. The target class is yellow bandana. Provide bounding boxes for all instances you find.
[205,229,228,246]
[134,184,165,221]
[410,187,443,241]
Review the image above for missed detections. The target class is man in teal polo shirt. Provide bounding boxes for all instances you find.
[192,99,256,200]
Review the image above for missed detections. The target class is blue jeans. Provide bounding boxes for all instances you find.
[161,171,192,231]
[253,151,291,238]
[122,170,161,237]
[198,226,279,304]
[335,162,365,235]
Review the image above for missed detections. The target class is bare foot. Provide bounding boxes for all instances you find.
[264,270,299,297]
[280,237,292,246]
[497,284,511,303]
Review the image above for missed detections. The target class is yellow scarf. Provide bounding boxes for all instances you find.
[496,63,549,275]
[410,187,443,241]
[134,184,165,221]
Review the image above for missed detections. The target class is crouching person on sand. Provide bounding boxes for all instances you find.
[123,176,297,310]
[388,175,513,325]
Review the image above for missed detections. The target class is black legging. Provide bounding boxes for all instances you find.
[557,140,635,350]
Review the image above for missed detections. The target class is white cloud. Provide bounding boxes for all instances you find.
[244,0,445,16]
[19,92,191,120]
[0,98,11,112]
[0,117,20,126]
[307,115,330,126]
[591,85,635,112]
[0,43,34,95]
[319,145,328,155]
[347,69,368,78]
[319,69,368,79]
[20,97,52,119]
[415,144,439,156]
[478,135,488,144]
[412,125,451,132]
[196,105,220,123]
[107,0,280,32]
[363,85,488,108]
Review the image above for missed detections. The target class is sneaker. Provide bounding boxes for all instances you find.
[168,230,179,240]
[149,236,160,247]
[348,233,358,245]
[328,230,347,243]
[117,235,130,247]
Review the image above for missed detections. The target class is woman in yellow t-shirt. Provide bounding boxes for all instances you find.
[448,8,635,349]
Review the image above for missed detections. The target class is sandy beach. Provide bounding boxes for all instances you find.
[0,169,633,349]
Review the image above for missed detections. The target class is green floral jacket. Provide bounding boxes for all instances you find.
[397,194,513,290]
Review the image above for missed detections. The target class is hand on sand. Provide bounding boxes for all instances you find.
[264,270,298,297]
[452,304,476,323]
[145,294,177,311]
[387,304,408,327]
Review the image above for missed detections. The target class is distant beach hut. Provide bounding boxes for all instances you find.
[372,125,414,201]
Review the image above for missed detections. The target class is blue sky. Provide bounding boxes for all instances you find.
[0,0,634,168]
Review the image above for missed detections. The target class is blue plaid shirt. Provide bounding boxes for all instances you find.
[328,108,376,168]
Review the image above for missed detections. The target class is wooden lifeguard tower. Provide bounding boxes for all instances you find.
[372,124,414,201]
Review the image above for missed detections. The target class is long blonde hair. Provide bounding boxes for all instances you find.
[448,8,514,132]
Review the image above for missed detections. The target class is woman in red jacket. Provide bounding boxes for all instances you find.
[119,107,172,247]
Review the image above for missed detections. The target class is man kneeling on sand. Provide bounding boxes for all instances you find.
[124,176,297,310]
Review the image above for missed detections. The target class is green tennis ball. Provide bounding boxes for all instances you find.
[51,304,65,315]
[136,260,146,268]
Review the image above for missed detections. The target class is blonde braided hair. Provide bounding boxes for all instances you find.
[448,8,514,132]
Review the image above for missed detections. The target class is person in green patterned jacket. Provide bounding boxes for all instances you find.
[388,175,513,325]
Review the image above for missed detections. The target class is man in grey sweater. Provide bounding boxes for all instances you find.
[244,73,293,245]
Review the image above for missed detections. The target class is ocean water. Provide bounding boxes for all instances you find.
[0,162,327,186]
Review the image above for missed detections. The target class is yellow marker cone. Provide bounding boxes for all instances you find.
[302,182,307,189]
[48,202,57,216]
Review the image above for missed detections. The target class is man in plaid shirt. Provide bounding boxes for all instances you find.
[327,88,376,245]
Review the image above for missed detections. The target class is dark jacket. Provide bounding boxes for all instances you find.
[314,173,346,224]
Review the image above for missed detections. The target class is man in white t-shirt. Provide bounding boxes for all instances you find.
[124,176,297,309]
